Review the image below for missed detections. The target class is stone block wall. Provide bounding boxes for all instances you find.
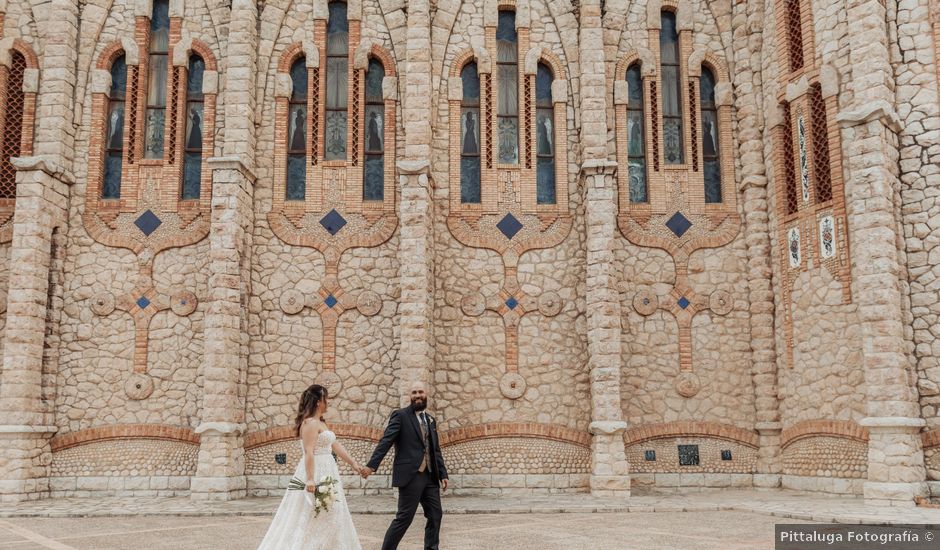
[0,0,934,503]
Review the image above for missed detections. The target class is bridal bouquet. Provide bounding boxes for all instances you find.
[288,475,339,516]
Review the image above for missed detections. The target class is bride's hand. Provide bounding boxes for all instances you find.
[306,482,317,493]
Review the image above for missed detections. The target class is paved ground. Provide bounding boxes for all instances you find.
[0,510,795,549]
[1,490,938,549]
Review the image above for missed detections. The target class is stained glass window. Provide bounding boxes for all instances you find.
[536,63,555,205]
[143,0,169,159]
[700,67,721,203]
[287,57,307,200]
[660,11,684,165]
[325,1,349,161]
[460,62,481,203]
[364,58,385,201]
[626,63,647,203]
[103,55,127,199]
[496,10,519,164]
[182,55,205,200]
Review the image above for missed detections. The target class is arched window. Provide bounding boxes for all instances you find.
[0,51,26,200]
[460,61,481,203]
[325,1,349,161]
[660,11,683,165]
[626,62,647,203]
[700,66,721,203]
[182,55,204,200]
[287,57,307,200]
[535,62,555,204]
[103,55,127,199]
[143,0,170,159]
[364,58,385,200]
[496,10,519,164]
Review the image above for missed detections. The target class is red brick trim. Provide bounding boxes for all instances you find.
[50,424,200,452]
[186,39,218,71]
[623,421,760,448]
[244,423,384,450]
[921,428,940,449]
[780,420,869,449]
[367,44,397,76]
[96,40,128,70]
[536,49,567,80]
[278,42,305,73]
[10,39,38,69]
[439,423,591,448]
[450,48,480,77]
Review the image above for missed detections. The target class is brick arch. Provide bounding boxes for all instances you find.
[244,424,384,449]
[439,423,590,448]
[50,424,200,452]
[449,47,491,77]
[174,38,218,71]
[277,42,307,73]
[95,40,129,71]
[366,44,397,77]
[623,421,760,448]
[7,39,38,69]
[523,47,567,80]
[780,420,869,449]
[616,48,661,80]
[688,49,730,83]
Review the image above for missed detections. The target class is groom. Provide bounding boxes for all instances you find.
[361,381,448,550]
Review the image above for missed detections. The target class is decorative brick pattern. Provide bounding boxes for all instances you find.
[623,421,759,448]
[782,436,867,479]
[50,439,198,477]
[51,424,200,452]
[627,437,756,474]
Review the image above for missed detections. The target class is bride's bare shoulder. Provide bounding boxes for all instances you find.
[300,417,325,437]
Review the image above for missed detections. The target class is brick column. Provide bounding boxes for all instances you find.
[191,0,258,501]
[734,0,781,488]
[190,157,255,500]
[840,0,927,505]
[0,157,73,502]
[396,0,434,402]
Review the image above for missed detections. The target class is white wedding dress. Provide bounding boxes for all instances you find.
[257,430,362,550]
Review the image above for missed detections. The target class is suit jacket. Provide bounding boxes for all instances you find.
[366,407,448,488]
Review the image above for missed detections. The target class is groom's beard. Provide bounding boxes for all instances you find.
[411,398,427,412]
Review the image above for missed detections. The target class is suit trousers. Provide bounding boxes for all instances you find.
[381,470,443,550]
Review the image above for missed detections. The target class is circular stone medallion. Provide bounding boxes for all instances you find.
[633,289,658,316]
[91,292,116,316]
[125,373,155,400]
[356,290,382,316]
[317,371,344,396]
[170,290,198,316]
[460,292,486,317]
[709,289,733,316]
[499,373,527,400]
[538,291,563,317]
[675,372,701,398]
[279,289,305,315]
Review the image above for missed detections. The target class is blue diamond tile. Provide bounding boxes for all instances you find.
[134,209,162,236]
[665,212,692,238]
[496,213,523,240]
[136,296,151,309]
[324,294,338,308]
[505,297,518,310]
[677,297,690,309]
[319,209,347,236]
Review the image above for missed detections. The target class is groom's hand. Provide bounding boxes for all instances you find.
[359,467,373,478]
[441,479,448,492]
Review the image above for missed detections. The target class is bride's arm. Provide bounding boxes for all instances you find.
[300,420,319,491]
[331,440,362,472]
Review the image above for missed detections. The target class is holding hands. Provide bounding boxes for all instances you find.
[358,466,373,478]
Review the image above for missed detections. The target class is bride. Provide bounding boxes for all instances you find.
[258,384,365,549]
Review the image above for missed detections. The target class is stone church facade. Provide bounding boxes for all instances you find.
[0,0,937,505]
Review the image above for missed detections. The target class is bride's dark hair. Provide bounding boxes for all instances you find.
[294,384,328,436]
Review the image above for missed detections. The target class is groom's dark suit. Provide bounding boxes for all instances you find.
[367,407,448,550]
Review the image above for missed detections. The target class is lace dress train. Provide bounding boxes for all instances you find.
[257,431,362,550]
